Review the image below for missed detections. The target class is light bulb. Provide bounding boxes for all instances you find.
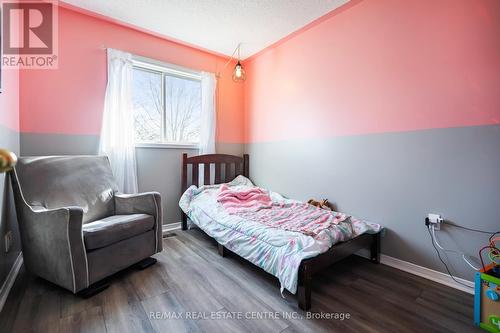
[232,61,246,82]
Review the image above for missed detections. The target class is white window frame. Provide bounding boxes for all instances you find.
[132,55,202,149]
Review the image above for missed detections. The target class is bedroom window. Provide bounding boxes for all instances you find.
[132,58,202,147]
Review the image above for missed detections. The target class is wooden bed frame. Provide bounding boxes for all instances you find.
[181,153,381,310]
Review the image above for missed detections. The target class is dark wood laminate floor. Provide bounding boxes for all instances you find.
[0,229,481,333]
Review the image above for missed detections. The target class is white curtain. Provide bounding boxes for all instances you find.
[198,72,217,185]
[199,72,216,154]
[98,49,138,193]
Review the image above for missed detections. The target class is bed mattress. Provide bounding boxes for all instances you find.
[179,176,382,294]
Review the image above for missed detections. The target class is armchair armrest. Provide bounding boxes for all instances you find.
[10,170,89,293]
[114,192,163,253]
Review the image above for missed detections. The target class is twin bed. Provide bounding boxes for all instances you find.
[179,153,382,310]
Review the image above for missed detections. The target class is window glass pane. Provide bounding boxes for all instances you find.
[164,75,201,143]
[132,68,162,143]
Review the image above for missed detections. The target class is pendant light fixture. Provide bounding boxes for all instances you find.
[232,45,246,82]
[217,43,246,83]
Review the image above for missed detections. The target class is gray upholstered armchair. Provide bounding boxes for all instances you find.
[10,155,162,295]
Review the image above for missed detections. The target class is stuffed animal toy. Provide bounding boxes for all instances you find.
[307,199,333,211]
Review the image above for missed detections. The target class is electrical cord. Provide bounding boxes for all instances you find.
[462,254,481,271]
[217,43,242,78]
[431,225,451,251]
[433,221,500,272]
[430,225,481,270]
[442,221,499,235]
[426,225,473,289]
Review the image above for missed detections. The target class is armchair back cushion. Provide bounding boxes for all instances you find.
[16,156,119,223]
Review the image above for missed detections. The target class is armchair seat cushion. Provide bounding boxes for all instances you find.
[83,214,155,250]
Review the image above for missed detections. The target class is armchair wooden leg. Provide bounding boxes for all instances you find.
[135,257,157,270]
[77,279,110,298]
[298,264,312,310]
[370,232,381,264]
[218,243,226,257]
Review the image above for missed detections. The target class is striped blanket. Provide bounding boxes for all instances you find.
[217,185,347,237]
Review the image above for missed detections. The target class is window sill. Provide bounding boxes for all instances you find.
[135,143,199,150]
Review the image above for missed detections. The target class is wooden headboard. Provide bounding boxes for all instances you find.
[181,153,249,229]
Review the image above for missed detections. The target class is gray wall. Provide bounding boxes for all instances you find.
[20,133,243,225]
[245,125,500,281]
[137,142,243,224]
[18,126,500,282]
[0,125,21,285]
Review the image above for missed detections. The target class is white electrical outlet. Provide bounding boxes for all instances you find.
[427,214,443,230]
[4,231,12,253]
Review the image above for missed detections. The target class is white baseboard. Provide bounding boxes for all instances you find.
[357,250,474,294]
[162,222,182,233]
[0,252,23,313]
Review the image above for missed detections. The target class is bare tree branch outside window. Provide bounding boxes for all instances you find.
[132,67,201,144]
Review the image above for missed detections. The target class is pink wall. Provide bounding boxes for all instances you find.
[20,6,244,143]
[18,0,500,144]
[244,0,500,142]
[0,68,19,132]
[1,13,20,132]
